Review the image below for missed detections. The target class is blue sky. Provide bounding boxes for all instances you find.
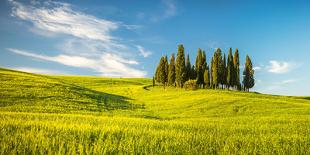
[0,0,309,96]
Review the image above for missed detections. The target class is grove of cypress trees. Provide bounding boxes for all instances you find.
[168,53,176,86]
[243,55,255,91]
[175,44,186,88]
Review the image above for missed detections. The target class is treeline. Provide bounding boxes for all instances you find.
[154,44,255,91]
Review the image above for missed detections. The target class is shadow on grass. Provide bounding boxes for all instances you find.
[69,84,145,111]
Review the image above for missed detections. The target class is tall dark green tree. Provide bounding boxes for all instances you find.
[234,48,240,90]
[221,53,227,88]
[157,56,165,85]
[212,48,222,89]
[175,44,186,88]
[202,50,207,88]
[185,54,192,81]
[168,53,176,86]
[154,58,161,83]
[226,48,234,89]
[243,55,255,91]
[164,55,169,85]
[195,48,204,87]
[191,65,196,80]
[204,66,210,88]
[210,57,214,88]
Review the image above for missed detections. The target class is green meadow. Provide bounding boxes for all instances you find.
[0,67,309,154]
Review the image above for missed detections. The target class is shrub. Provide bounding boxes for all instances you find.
[184,80,198,90]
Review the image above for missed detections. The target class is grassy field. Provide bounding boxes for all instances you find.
[0,68,310,154]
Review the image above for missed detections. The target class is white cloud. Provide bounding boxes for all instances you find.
[253,66,262,71]
[280,79,297,84]
[10,0,118,42]
[11,67,69,75]
[162,0,177,18]
[8,0,148,77]
[150,0,178,22]
[267,60,298,74]
[7,48,146,77]
[136,45,152,58]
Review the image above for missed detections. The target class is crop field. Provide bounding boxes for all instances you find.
[0,68,310,154]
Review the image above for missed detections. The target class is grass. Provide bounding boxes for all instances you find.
[0,68,310,154]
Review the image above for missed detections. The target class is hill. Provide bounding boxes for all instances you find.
[0,68,309,154]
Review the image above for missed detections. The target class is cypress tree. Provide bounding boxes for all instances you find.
[212,48,222,89]
[195,48,203,87]
[234,48,240,90]
[222,53,227,89]
[155,58,161,83]
[191,65,196,80]
[168,53,176,86]
[226,48,234,89]
[202,50,207,88]
[164,55,169,85]
[157,56,165,84]
[210,57,214,88]
[185,54,191,81]
[175,44,186,88]
[212,52,218,89]
[243,55,255,91]
[204,66,210,88]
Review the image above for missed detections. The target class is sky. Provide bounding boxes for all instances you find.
[0,0,309,96]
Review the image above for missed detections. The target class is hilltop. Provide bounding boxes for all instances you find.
[0,68,309,154]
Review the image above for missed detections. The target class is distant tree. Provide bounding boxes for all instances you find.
[185,54,192,81]
[152,76,155,87]
[158,56,166,86]
[226,48,234,89]
[168,53,176,86]
[210,57,214,88]
[191,65,196,80]
[164,55,169,85]
[175,44,186,88]
[212,48,222,89]
[195,48,204,88]
[243,55,255,91]
[155,58,161,83]
[204,66,210,88]
[202,50,207,88]
[221,53,227,89]
[234,48,240,90]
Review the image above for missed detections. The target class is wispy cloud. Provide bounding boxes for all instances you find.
[279,79,297,84]
[136,45,152,58]
[267,60,299,74]
[7,48,146,77]
[8,0,147,77]
[10,0,119,42]
[253,66,262,71]
[150,0,178,22]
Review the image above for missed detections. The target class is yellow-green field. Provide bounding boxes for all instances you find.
[0,68,309,154]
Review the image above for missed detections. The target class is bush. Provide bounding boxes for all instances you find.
[184,80,198,90]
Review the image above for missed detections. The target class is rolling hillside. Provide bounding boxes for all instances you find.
[0,68,309,154]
